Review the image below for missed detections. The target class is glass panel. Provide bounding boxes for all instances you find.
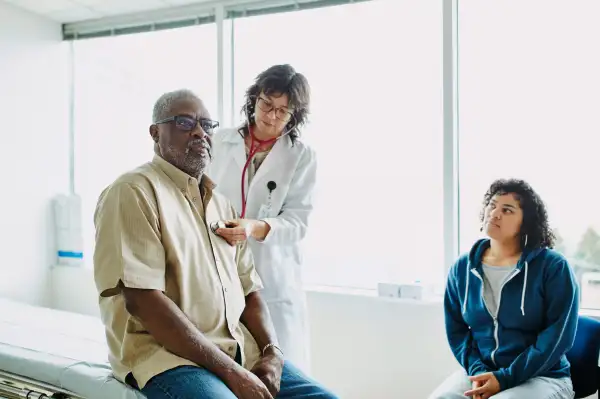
[73,24,218,266]
[233,0,444,289]
[458,1,600,309]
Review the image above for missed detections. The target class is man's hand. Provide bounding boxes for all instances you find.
[464,372,501,399]
[223,367,274,399]
[216,219,257,246]
[251,349,284,396]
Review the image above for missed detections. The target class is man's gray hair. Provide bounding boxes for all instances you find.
[152,89,201,123]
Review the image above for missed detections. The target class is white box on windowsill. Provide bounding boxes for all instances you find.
[377,282,432,300]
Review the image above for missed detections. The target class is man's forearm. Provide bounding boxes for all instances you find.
[241,291,279,354]
[123,288,241,381]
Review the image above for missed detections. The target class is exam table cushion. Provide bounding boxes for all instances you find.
[0,298,145,398]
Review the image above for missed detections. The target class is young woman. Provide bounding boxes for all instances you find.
[429,179,579,399]
[207,64,315,373]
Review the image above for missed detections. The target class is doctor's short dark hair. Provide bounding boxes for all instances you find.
[240,64,310,145]
[479,178,556,250]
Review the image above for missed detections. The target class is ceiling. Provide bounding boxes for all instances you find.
[2,0,216,23]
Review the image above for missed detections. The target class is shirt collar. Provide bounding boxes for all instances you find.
[152,154,216,193]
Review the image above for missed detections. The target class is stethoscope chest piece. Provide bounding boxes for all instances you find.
[210,220,226,234]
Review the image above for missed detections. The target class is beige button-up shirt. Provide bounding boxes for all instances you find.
[93,155,263,389]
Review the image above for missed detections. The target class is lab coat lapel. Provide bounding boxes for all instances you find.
[244,136,289,217]
[222,128,246,172]
[232,140,246,172]
[249,135,288,190]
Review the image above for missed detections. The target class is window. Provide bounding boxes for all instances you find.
[232,0,444,289]
[458,1,600,309]
[73,24,217,266]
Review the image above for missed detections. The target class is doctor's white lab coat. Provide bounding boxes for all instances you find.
[207,127,317,373]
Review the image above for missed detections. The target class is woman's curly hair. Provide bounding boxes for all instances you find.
[479,178,555,250]
[239,64,310,145]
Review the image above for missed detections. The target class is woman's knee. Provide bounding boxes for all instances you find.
[427,370,472,399]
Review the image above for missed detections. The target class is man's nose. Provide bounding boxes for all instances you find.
[191,124,206,138]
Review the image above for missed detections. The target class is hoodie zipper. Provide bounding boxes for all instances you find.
[470,268,521,366]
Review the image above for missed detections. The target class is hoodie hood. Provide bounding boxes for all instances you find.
[462,238,545,316]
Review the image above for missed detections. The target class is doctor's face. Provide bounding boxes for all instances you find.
[483,193,523,244]
[149,97,214,177]
[254,91,294,139]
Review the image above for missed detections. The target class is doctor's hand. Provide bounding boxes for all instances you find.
[215,219,255,246]
[215,219,270,245]
[464,372,500,399]
[250,348,284,397]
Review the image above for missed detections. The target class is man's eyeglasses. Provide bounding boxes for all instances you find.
[256,97,293,121]
[155,115,219,134]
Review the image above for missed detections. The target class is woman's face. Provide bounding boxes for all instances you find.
[483,193,524,244]
[253,91,293,138]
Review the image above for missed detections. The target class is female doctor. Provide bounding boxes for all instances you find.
[207,64,316,374]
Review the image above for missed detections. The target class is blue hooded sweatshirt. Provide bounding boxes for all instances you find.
[444,238,579,391]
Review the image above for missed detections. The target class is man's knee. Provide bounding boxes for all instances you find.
[279,361,339,399]
[142,365,236,399]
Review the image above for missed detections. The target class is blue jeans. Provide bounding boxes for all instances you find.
[134,362,338,399]
[428,369,574,399]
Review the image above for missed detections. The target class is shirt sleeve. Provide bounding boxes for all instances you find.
[93,181,166,296]
[232,205,264,296]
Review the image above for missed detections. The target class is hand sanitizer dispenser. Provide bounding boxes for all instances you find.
[52,194,84,266]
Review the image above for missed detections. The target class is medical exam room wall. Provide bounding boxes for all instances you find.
[0,1,70,305]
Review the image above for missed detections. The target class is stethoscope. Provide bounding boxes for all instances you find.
[239,105,296,219]
[210,178,277,235]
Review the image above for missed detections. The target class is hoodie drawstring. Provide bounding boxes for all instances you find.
[462,260,528,316]
[462,262,470,314]
[520,261,528,316]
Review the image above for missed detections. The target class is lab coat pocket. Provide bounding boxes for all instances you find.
[257,204,270,220]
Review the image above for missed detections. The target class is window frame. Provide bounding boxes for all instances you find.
[67,0,598,311]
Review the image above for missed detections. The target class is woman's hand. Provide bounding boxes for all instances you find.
[464,373,501,399]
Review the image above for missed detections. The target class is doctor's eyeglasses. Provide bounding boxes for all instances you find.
[155,115,220,134]
[256,97,293,121]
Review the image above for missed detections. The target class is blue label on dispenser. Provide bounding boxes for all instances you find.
[58,251,84,259]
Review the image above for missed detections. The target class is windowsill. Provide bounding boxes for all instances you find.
[53,266,599,316]
[580,308,600,318]
[303,284,444,306]
[303,284,600,317]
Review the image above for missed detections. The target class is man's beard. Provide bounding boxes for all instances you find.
[163,144,211,178]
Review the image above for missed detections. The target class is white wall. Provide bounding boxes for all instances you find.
[49,267,459,398]
[0,2,69,305]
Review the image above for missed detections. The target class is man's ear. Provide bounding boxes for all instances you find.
[149,124,159,142]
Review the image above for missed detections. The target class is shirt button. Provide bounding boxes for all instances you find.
[192,197,198,202]
[180,189,185,194]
